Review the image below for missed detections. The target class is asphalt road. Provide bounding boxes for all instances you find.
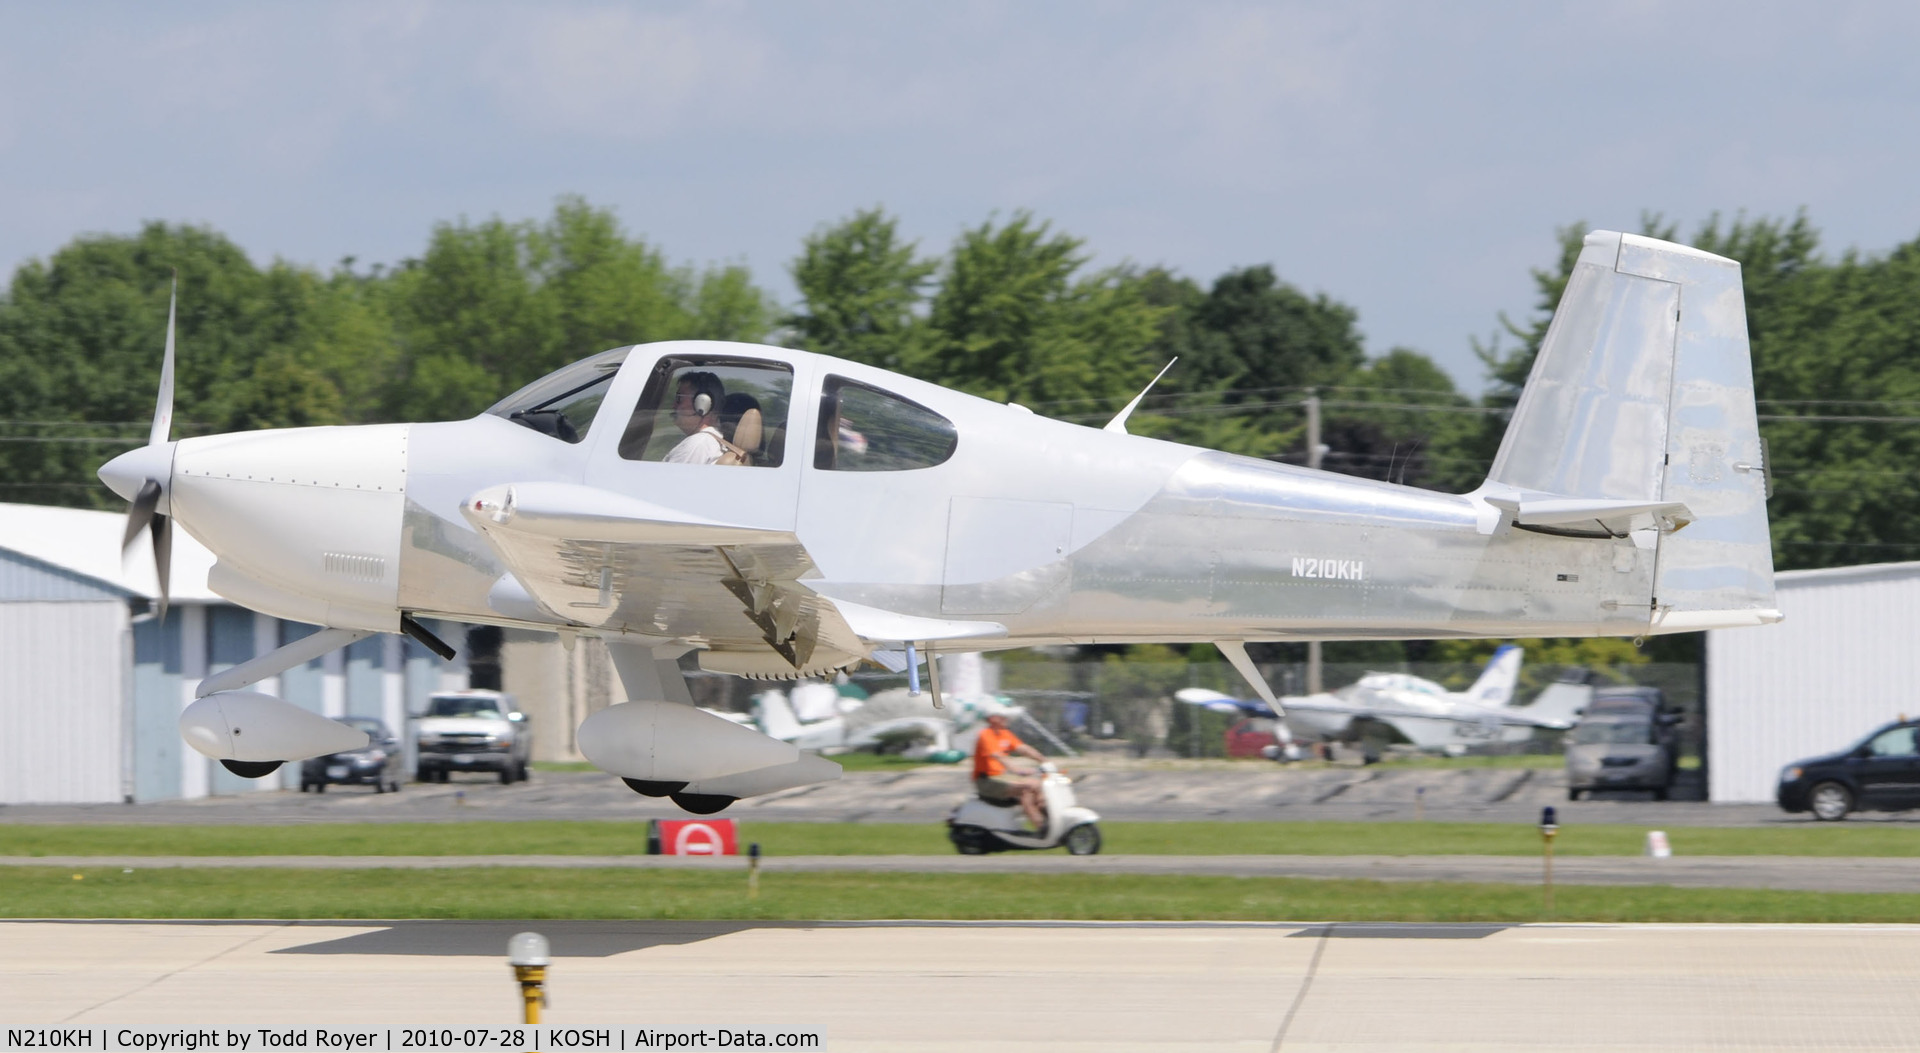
[0,765,1818,826]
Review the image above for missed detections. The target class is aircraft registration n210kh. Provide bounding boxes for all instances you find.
[98,231,1777,813]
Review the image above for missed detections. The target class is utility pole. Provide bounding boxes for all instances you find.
[1305,392,1324,695]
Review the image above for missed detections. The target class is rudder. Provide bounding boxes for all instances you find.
[1483,231,1777,632]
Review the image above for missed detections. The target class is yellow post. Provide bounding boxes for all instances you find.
[1539,806,1559,914]
[513,964,546,1025]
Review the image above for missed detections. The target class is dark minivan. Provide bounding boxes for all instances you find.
[1777,719,1920,821]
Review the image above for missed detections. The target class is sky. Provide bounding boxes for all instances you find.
[3,1,1918,389]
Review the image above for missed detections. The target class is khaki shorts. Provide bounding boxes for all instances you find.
[974,774,1025,800]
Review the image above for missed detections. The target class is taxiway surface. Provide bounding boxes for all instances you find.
[0,767,1802,826]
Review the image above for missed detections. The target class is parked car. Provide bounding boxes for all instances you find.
[1777,719,1920,821]
[1224,716,1302,761]
[413,690,532,784]
[298,716,405,793]
[1565,686,1679,800]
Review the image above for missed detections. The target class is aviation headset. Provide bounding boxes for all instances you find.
[679,372,724,418]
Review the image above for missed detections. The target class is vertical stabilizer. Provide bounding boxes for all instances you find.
[1463,644,1523,708]
[755,690,805,741]
[1484,231,1777,631]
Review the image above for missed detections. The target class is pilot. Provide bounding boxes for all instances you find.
[664,372,731,464]
[973,711,1049,829]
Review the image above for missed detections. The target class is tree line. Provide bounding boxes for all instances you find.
[4,196,1917,593]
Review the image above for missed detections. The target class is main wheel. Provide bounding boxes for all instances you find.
[221,759,283,779]
[1809,781,1854,821]
[1063,823,1102,856]
[670,792,737,815]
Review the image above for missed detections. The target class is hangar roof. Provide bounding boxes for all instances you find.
[0,503,222,602]
[1775,560,1920,588]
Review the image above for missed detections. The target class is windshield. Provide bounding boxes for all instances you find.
[486,348,628,442]
[425,696,506,719]
[1571,721,1653,746]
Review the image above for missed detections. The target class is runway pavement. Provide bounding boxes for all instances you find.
[5,918,1920,1050]
[0,766,1809,826]
[5,852,1920,893]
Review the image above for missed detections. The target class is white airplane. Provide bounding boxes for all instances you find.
[753,682,954,755]
[1177,644,1589,752]
[98,231,1777,813]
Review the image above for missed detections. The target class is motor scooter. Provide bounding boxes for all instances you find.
[947,763,1101,855]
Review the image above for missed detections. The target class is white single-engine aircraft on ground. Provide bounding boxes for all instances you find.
[99,231,1777,813]
[1176,644,1592,752]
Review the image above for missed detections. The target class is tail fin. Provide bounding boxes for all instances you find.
[754,689,804,740]
[1463,644,1523,707]
[1484,231,1778,631]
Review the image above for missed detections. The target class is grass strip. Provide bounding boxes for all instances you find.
[9,866,1920,923]
[0,820,1900,858]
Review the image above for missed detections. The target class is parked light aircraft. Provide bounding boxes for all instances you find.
[99,231,1777,813]
[1176,644,1591,752]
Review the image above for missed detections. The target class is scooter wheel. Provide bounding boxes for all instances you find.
[949,824,993,855]
[1064,823,1102,856]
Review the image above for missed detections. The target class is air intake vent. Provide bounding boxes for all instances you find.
[324,552,386,583]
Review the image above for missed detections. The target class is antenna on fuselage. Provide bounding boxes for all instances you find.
[1102,358,1177,435]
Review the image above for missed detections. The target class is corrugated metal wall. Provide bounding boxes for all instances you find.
[1708,563,1920,802]
[0,602,129,803]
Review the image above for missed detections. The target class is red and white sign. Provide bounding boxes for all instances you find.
[655,819,738,856]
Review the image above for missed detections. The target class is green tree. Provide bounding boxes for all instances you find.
[786,207,936,371]
[0,222,376,507]
[385,196,777,422]
[924,213,1165,408]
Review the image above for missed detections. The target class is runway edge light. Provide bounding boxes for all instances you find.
[508,931,549,1025]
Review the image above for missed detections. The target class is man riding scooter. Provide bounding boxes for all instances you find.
[974,712,1048,829]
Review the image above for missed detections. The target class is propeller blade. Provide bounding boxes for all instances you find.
[123,478,163,552]
[149,272,176,448]
[152,513,172,622]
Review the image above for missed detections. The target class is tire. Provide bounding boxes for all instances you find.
[386,779,401,793]
[1652,787,1670,802]
[948,824,993,855]
[1568,788,1583,802]
[498,768,513,785]
[314,782,327,794]
[516,762,530,783]
[670,792,737,815]
[374,780,387,794]
[1064,824,1102,856]
[436,770,450,783]
[1809,781,1853,821]
[298,782,311,793]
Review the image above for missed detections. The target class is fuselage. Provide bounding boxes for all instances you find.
[127,340,1665,673]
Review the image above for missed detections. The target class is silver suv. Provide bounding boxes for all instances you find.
[414,690,532,784]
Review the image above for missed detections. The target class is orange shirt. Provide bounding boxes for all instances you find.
[973,726,1025,778]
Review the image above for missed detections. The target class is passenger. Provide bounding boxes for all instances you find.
[973,712,1049,829]
[664,372,730,464]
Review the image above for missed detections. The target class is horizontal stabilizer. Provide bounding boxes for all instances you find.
[1485,490,1692,537]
